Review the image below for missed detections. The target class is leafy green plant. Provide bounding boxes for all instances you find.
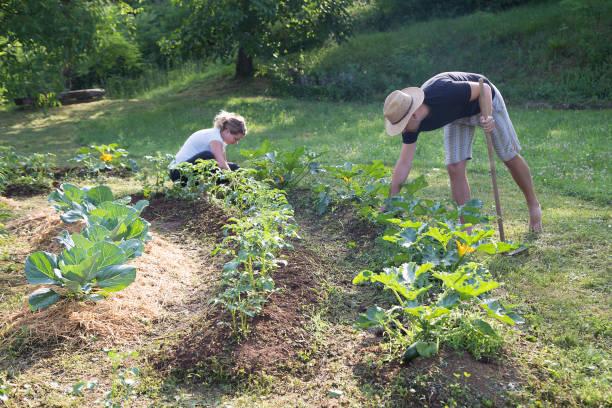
[58,203,151,260]
[70,379,98,397]
[0,376,9,404]
[25,240,137,310]
[163,158,299,336]
[240,140,323,189]
[103,350,140,408]
[72,143,137,176]
[312,160,390,216]
[34,91,61,112]
[343,169,523,362]
[379,216,516,270]
[212,207,297,333]
[0,147,56,194]
[444,313,504,360]
[25,184,150,310]
[48,183,116,223]
[165,160,218,200]
[353,262,522,362]
[137,152,175,198]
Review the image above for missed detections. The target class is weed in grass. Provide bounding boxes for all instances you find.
[0,375,10,404]
[101,349,141,407]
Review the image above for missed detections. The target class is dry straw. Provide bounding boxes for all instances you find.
[1,203,204,352]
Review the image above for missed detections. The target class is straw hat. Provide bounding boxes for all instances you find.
[383,87,425,136]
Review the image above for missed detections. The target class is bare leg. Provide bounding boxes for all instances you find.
[503,154,542,232]
[447,161,472,229]
[447,160,471,205]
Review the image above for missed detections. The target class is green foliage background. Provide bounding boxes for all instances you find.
[268,0,611,105]
[2,0,609,106]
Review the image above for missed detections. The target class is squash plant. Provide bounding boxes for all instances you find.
[380,217,517,270]
[350,173,522,362]
[0,147,56,194]
[71,143,137,175]
[313,160,390,216]
[354,261,523,362]
[240,141,323,189]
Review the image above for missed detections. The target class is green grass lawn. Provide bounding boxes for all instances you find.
[277,0,612,105]
[0,70,610,406]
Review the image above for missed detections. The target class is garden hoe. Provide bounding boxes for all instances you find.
[478,79,527,256]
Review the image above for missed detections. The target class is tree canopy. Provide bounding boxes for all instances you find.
[163,0,353,77]
[0,0,140,100]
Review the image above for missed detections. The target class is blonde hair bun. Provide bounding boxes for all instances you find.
[213,110,247,135]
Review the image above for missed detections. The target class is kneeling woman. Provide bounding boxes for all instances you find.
[169,110,247,181]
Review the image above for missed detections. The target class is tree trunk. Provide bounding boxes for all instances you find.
[235,47,254,78]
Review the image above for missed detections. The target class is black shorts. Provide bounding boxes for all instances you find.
[169,151,239,182]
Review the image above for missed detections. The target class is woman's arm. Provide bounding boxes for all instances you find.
[209,140,230,170]
[390,143,417,196]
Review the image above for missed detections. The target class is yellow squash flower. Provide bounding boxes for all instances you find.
[100,153,113,162]
[457,241,475,257]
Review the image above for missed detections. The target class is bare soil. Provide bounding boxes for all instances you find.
[159,243,323,374]
[2,183,51,198]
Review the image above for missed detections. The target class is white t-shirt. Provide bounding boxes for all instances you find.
[171,127,226,166]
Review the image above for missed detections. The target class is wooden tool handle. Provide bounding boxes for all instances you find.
[478,78,506,242]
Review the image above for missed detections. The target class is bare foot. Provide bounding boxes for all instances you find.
[529,204,542,233]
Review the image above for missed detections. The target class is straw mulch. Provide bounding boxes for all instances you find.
[1,199,208,351]
[4,205,78,257]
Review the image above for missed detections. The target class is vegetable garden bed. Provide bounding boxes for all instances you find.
[0,188,530,406]
[0,144,586,406]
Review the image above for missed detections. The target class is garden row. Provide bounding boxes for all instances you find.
[0,144,136,196]
[140,158,300,336]
[236,144,526,361]
[17,142,526,362]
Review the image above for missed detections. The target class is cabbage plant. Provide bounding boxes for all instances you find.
[48,183,116,223]
[25,241,136,310]
[25,184,150,311]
